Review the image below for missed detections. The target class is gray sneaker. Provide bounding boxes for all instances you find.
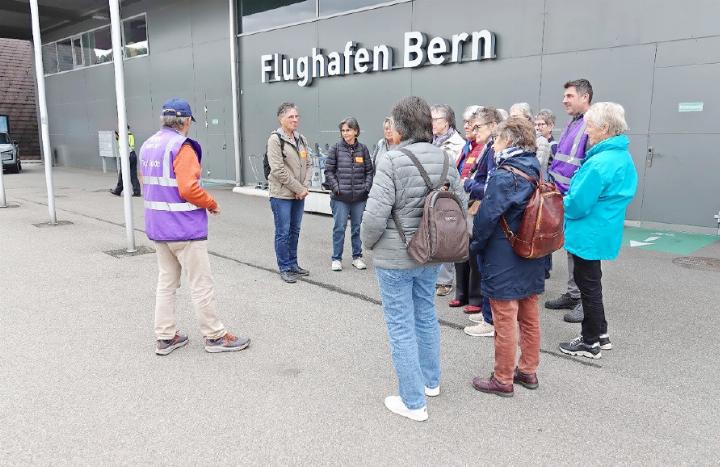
[563,303,584,323]
[599,334,612,350]
[204,333,250,353]
[156,332,188,356]
[280,271,297,283]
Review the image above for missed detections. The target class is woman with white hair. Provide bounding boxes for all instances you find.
[559,102,638,359]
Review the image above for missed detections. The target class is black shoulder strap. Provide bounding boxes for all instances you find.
[398,148,448,190]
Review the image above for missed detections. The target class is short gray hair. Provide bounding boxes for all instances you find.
[277,102,297,118]
[161,115,190,130]
[338,116,361,136]
[383,116,393,127]
[535,109,556,126]
[470,107,501,125]
[391,96,433,143]
[463,105,482,122]
[431,104,457,130]
[584,102,628,136]
[497,108,509,121]
[510,102,533,121]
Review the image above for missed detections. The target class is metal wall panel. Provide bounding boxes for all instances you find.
[543,0,720,54]
[190,0,230,45]
[649,63,720,134]
[145,2,193,53]
[655,36,720,68]
[411,55,542,119]
[240,21,318,182]
[413,0,544,58]
[539,45,656,135]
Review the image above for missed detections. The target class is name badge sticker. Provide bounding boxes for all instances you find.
[300,149,308,159]
[355,156,364,163]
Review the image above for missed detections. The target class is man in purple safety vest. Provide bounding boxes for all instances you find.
[141,98,250,356]
[544,79,593,324]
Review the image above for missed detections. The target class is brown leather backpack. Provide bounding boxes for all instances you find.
[499,165,564,259]
[392,148,469,264]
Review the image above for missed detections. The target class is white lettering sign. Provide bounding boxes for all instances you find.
[261,30,496,87]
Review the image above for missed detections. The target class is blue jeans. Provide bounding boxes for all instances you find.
[330,199,365,261]
[474,254,493,325]
[270,197,305,272]
[376,265,441,410]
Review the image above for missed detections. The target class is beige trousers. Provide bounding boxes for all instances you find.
[154,240,226,340]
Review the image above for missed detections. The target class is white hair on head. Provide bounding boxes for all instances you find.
[585,102,628,136]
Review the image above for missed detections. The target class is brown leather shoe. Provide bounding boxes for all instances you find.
[513,368,539,389]
[472,374,514,397]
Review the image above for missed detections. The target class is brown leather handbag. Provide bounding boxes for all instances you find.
[392,149,469,264]
[499,165,564,259]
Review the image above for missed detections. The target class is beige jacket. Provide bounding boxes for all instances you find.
[267,128,312,199]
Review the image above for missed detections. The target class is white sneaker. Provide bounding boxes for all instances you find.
[352,258,367,270]
[425,386,440,397]
[468,313,485,324]
[384,396,428,422]
[331,260,342,271]
[464,321,495,337]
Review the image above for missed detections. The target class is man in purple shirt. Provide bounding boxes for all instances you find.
[545,79,593,324]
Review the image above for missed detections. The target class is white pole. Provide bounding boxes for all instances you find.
[29,0,57,224]
[109,0,136,252]
[229,0,242,185]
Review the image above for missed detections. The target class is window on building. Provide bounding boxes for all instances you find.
[318,0,385,16]
[90,26,114,65]
[42,43,58,74]
[241,0,316,33]
[71,36,84,68]
[56,38,74,72]
[123,15,148,58]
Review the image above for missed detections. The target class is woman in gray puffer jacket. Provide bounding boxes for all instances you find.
[361,96,466,422]
[324,117,374,271]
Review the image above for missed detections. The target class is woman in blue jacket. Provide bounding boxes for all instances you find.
[324,117,374,271]
[559,102,638,359]
[469,117,545,398]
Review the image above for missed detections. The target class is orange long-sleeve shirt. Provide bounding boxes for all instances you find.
[173,143,217,211]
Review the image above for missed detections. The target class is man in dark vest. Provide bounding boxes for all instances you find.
[545,79,593,324]
[140,98,250,356]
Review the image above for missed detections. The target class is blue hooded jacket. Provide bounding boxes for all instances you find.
[470,151,545,300]
[564,134,638,260]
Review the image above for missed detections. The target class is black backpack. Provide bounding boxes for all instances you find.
[263,132,285,179]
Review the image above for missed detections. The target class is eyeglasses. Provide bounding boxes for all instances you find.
[472,122,490,132]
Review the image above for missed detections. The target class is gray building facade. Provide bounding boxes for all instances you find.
[38,0,720,229]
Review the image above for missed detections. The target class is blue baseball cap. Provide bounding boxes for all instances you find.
[161,98,196,122]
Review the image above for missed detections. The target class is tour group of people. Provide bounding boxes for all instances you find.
[137,78,638,422]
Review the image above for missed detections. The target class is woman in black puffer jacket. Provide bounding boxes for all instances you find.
[324,117,374,271]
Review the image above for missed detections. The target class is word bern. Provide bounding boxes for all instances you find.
[261,30,496,87]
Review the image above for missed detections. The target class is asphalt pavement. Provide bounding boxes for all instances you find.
[1,164,718,465]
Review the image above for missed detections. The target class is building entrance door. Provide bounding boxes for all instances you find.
[199,97,231,182]
[638,62,720,228]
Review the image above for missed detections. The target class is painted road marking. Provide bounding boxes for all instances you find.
[622,227,718,255]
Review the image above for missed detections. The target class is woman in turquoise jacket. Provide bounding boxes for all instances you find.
[558,102,638,360]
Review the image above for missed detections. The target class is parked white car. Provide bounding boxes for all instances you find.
[0,132,21,173]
